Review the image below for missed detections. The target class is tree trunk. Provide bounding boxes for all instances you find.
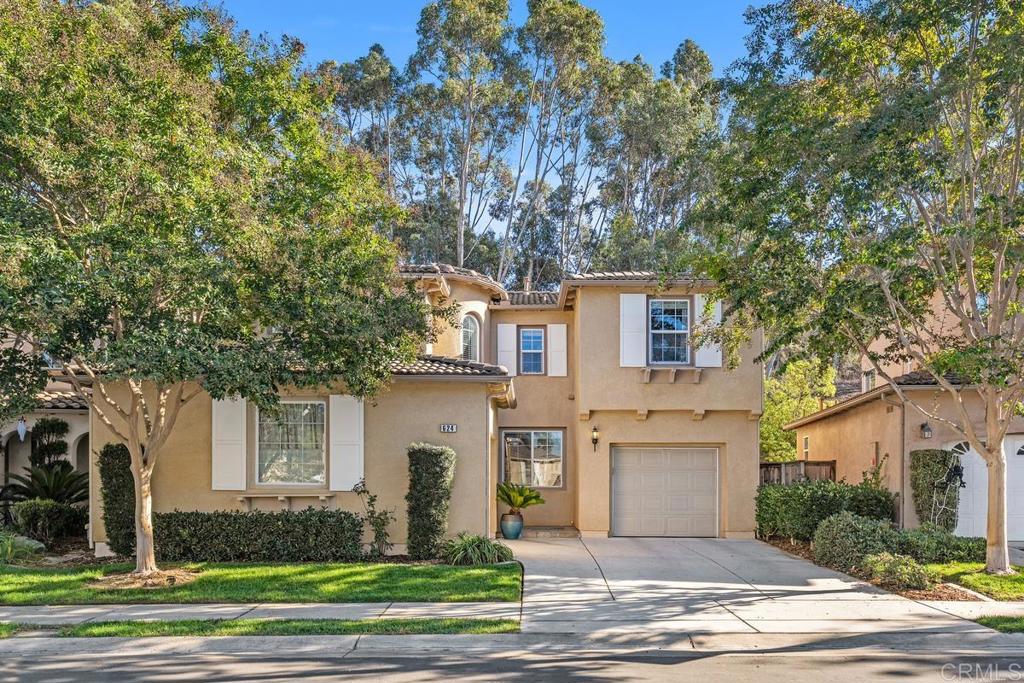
[985,442,1011,574]
[132,464,158,575]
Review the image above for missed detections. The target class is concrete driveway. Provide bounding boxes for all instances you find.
[508,537,986,638]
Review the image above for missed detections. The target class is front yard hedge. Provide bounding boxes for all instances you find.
[909,449,960,531]
[756,479,897,541]
[12,499,86,545]
[813,511,985,574]
[406,443,457,560]
[97,443,136,556]
[153,508,362,562]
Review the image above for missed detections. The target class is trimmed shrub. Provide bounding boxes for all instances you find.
[756,479,893,541]
[29,417,70,468]
[153,508,362,562]
[97,443,136,556]
[406,443,456,560]
[440,532,515,565]
[863,552,931,591]
[12,499,87,545]
[847,481,898,521]
[910,449,960,531]
[897,524,985,563]
[7,461,89,505]
[813,511,900,573]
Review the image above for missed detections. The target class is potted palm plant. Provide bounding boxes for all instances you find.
[496,482,545,540]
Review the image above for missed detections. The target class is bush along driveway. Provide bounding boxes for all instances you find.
[0,562,522,605]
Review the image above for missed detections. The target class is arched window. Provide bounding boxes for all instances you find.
[1016,444,1024,458]
[461,315,480,362]
[950,441,971,457]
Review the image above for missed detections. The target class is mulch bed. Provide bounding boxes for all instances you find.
[763,536,982,601]
[87,568,200,591]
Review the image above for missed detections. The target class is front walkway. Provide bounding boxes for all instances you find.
[508,536,1001,637]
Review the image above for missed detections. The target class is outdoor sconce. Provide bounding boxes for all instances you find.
[920,422,933,440]
[15,417,27,442]
[591,426,600,452]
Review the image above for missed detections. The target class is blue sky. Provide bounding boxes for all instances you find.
[218,0,761,76]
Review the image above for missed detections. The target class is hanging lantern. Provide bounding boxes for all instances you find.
[15,417,28,442]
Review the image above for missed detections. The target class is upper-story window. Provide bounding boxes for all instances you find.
[863,369,876,391]
[649,299,690,364]
[257,401,326,485]
[519,328,545,374]
[802,435,810,459]
[461,315,480,362]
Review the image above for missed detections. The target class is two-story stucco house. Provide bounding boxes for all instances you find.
[87,264,763,554]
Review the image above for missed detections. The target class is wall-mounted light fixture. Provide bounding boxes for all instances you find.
[16,417,28,442]
[920,422,933,440]
[591,425,600,452]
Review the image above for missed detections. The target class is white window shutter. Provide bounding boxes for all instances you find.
[547,324,567,377]
[329,395,364,491]
[619,293,647,367]
[497,323,517,376]
[211,397,246,490]
[694,293,723,368]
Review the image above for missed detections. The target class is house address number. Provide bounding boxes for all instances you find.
[440,423,457,433]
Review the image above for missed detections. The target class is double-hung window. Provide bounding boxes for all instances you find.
[502,430,564,488]
[461,315,480,362]
[519,328,545,374]
[257,401,326,485]
[649,299,689,364]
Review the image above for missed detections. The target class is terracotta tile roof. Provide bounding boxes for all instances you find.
[398,263,505,294]
[391,355,509,377]
[36,390,88,410]
[507,291,559,306]
[893,370,964,386]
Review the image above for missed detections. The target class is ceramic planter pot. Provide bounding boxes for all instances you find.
[500,512,524,540]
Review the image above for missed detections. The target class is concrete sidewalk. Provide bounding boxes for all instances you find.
[0,601,520,626]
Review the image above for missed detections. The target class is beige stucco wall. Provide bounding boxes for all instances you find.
[89,380,497,547]
[2,410,90,476]
[570,285,763,538]
[490,307,577,527]
[429,280,494,359]
[794,389,1024,528]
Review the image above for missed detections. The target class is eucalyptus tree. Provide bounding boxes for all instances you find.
[0,0,432,575]
[406,0,516,267]
[495,0,607,284]
[699,0,1024,572]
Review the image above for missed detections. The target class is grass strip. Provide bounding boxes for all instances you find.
[0,562,522,605]
[926,563,1024,601]
[58,617,520,638]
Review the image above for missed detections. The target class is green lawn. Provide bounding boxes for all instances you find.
[59,617,519,638]
[976,616,1024,633]
[0,562,522,605]
[926,562,1024,601]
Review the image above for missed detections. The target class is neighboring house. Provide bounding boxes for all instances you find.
[1,385,91,480]
[86,264,764,554]
[787,371,1024,540]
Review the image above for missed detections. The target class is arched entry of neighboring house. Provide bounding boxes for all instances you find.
[951,437,1024,541]
[73,434,90,474]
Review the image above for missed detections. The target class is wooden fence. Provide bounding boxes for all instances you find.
[759,460,836,486]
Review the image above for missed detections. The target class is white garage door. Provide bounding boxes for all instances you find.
[611,447,718,537]
[953,436,1024,541]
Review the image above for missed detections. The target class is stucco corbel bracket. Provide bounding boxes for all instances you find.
[748,411,762,421]
[690,368,702,384]
[635,409,649,421]
[640,368,652,384]
[692,410,705,421]
[578,411,591,422]
[668,368,678,383]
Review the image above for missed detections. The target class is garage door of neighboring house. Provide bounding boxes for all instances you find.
[611,446,718,537]
[953,437,1024,541]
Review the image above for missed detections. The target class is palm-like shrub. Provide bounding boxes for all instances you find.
[440,532,514,565]
[496,483,545,514]
[7,461,88,505]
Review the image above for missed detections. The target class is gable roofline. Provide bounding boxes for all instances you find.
[783,371,966,431]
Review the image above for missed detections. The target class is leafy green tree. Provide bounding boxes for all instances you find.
[761,361,836,462]
[0,0,432,575]
[698,0,1024,572]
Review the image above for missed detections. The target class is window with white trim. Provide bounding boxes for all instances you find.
[649,299,689,364]
[519,328,545,374]
[950,441,971,457]
[257,401,326,484]
[461,315,480,362]
[502,430,564,487]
